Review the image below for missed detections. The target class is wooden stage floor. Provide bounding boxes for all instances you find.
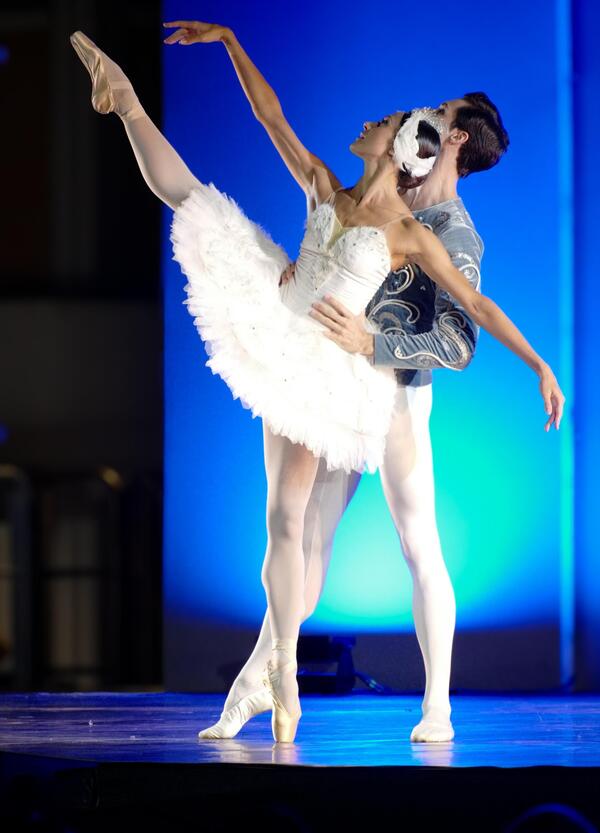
[0,690,599,767]
[1,691,599,832]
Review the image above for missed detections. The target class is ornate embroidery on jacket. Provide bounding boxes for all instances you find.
[365,204,483,374]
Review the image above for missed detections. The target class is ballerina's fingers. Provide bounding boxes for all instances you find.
[542,380,565,432]
[162,26,192,45]
[162,20,205,43]
[552,389,565,431]
[279,263,296,286]
[162,20,224,45]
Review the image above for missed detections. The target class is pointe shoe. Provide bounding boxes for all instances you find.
[198,688,273,739]
[261,657,302,743]
[69,30,145,120]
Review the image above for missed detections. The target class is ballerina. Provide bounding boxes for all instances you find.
[69,22,564,743]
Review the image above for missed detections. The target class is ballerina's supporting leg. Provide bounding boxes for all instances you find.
[221,460,361,713]
[379,384,456,743]
[259,422,322,732]
[200,461,360,739]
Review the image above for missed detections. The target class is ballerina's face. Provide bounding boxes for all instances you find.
[351,102,458,165]
[350,111,406,163]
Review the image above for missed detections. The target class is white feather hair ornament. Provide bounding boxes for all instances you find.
[392,107,446,178]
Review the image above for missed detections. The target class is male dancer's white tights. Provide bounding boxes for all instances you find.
[110,77,456,731]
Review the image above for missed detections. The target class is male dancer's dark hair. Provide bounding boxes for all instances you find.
[454,91,510,177]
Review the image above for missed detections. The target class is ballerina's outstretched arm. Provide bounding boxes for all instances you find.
[162,20,342,208]
[403,219,566,432]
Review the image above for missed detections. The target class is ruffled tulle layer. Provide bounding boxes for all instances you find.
[169,183,397,474]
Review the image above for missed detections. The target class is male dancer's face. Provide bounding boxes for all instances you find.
[433,98,468,144]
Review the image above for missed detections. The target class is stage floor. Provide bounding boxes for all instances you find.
[0,690,599,767]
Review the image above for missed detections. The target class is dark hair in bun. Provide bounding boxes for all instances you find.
[395,110,441,190]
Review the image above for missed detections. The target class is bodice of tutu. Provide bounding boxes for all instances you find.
[279,200,393,318]
[170,182,400,475]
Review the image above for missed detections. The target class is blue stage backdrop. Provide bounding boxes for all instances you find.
[162,0,571,691]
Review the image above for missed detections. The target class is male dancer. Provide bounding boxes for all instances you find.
[203,94,509,743]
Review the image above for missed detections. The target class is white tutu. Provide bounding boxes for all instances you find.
[169,182,397,474]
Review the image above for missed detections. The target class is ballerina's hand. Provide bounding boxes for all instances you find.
[279,261,296,287]
[539,364,565,432]
[162,20,230,45]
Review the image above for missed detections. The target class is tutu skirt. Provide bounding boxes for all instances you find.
[169,183,397,474]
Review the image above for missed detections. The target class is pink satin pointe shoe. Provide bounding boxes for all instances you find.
[261,657,302,743]
[197,687,273,739]
[69,30,145,121]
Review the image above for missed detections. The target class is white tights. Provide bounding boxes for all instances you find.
[120,111,202,210]
[226,384,456,720]
[110,78,455,721]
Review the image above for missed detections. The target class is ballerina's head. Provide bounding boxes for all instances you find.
[350,106,447,190]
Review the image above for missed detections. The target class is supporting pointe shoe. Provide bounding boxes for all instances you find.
[261,656,302,743]
[197,688,273,739]
[69,30,145,121]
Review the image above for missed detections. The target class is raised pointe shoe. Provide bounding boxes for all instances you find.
[197,688,273,739]
[261,657,302,743]
[69,30,145,120]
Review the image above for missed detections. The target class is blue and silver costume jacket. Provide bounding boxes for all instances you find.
[365,197,484,387]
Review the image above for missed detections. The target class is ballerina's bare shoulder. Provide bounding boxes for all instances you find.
[332,189,418,272]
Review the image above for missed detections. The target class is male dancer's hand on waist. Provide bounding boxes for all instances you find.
[310,296,374,358]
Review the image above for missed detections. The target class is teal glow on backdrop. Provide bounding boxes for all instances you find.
[162,0,568,636]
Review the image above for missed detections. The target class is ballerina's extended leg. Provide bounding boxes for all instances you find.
[70,30,202,210]
[70,29,314,742]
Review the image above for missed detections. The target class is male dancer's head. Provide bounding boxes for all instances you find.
[404,92,510,206]
[353,92,508,207]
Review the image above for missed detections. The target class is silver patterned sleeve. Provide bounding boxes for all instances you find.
[368,218,483,371]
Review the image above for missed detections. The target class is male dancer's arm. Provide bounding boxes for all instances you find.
[367,220,482,371]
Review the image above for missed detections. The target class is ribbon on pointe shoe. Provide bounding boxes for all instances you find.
[198,688,272,738]
[262,659,302,719]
